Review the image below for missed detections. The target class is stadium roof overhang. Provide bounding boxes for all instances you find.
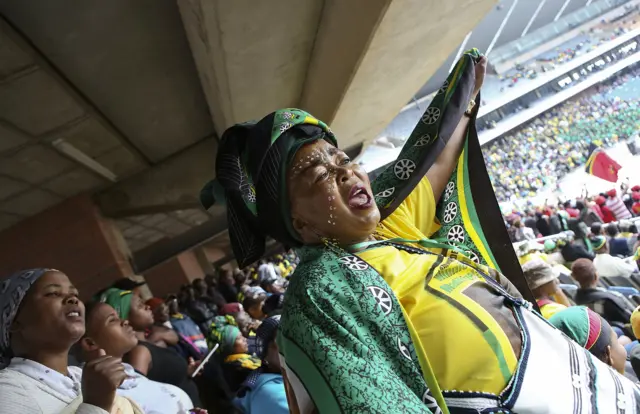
[0,0,497,269]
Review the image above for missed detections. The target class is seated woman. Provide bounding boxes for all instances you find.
[77,300,202,414]
[0,269,140,414]
[207,316,260,392]
[98,288,202,408]
[235,316,288,414]
[201,50,640,413]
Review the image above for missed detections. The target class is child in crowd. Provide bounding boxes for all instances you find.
[76,301,201,414]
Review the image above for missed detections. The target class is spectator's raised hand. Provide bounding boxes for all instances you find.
[82,349,127,412]
[473,56,488,97]
[187,357,203,377]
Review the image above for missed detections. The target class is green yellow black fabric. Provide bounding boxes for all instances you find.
[200,111,334,267]
[203,48,536,412]
[276,49,534,414]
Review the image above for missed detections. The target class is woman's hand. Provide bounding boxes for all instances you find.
[82,349,127,412]
[472,56,488,97]
[187,357,203,377]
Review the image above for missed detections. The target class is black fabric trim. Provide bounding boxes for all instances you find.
[465,116,537,307]
[585,348,599,414]
[569,344,582,414]
[378,60,475,221]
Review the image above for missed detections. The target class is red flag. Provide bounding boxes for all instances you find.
[584,146,621,183]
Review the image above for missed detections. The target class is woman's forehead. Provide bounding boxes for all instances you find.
[33,270,72,290]
[295,139,338,158]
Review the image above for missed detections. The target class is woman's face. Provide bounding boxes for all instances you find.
[233,334,248,354]
[84,303,138,358]
[127,293,154,330]
[12,271,85,354]
[287,140,380,245]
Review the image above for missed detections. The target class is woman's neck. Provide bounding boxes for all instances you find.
[21,349,70,376]
[134,331,146,341]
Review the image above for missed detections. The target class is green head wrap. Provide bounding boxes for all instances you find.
[208,315,241,356]
[200,109,335,267]
[97,288,133,320]
[549,306,611,357]
[590,235,606,251]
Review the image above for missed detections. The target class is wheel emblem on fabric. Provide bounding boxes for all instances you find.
[414,134,432,147]
[571,374,583,389]
[618,393,627,410]
[422,390,442,414]
[447,225,465,243]
[338,256,368,271]
[279,122,293,133]
[397,337,412,361]
[394,159,415,180]
[436,80,449,96]
[465,251,480,264]
[367,286,393,316]
[375,187,395,199]
[421,107,441,125]
[444,181,455,201]
[443,202,458,223]
[281,111,295,120]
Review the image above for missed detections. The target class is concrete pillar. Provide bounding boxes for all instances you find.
[143,250,205,298]
[0,194,133,298]
[194,246,215,275]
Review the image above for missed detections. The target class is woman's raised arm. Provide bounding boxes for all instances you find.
[426,57,486,202]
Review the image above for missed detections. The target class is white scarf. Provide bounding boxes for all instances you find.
[8,358,82,400]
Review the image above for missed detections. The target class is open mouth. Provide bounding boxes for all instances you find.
[348,183,373,209]
[65,306,83,320]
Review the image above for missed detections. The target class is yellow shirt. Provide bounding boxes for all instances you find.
[539,301,567,320]
[357,178,517,395]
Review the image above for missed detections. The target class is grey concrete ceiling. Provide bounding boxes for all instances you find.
[0,0,503,267]
[116,208,210,253]
[0,0,214,236]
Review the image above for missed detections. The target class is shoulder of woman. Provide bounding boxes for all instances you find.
[126,344,152,374]
[0,371,41,412]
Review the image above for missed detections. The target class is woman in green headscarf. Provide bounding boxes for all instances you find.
[98,288,202,406]
[207,316,260,391]
[202,50,640,413]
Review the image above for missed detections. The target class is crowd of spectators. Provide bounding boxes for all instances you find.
[0,251,299,414]
[484,66,640,202]
[510,182,640,381]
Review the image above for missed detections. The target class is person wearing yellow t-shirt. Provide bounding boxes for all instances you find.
[521,259,571,319]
